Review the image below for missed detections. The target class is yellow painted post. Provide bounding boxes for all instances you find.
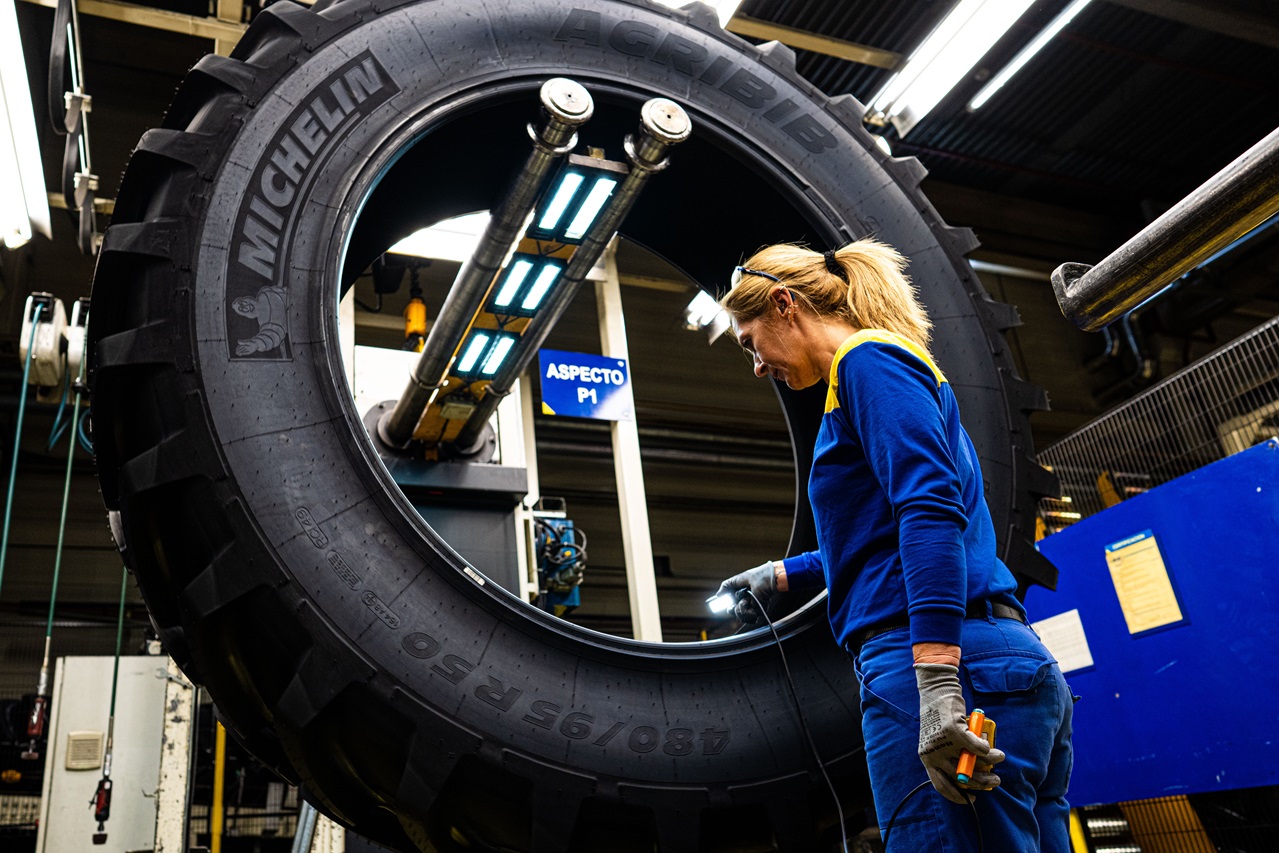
[1069,809,1088,853]
[212,722,227,853]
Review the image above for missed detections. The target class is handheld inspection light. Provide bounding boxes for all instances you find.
[706,592,737,614]
[957,709,997,788]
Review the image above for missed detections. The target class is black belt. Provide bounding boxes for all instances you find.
[849,600,1026,652]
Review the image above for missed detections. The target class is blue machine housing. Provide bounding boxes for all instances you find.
[1029,439,1279,805]
[537,517,583,612]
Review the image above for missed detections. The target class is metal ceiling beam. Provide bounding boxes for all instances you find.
[48,191,114,216]
[20,0,245,43]
[214,0,245,55]
[725,14,901,69]
[1106,0,1279,52]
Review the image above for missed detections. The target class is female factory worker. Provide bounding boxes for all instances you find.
[716,240,1073,852]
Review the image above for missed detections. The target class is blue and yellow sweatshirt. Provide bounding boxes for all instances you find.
[781,330,1022,650]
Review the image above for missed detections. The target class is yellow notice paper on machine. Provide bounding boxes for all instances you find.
[1104,530,1184,635]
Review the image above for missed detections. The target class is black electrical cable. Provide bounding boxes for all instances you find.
[740,590,986,852]
[742,590,850,853]
[880,781,928,850]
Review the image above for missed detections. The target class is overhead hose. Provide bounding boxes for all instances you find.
[27,323,89,755]
[0,303,45,597]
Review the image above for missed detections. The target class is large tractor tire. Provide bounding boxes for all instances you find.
[89,0,1057,850]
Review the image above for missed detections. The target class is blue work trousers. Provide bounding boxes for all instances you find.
[852,614,1074,852]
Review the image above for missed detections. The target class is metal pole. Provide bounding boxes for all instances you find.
[452,98,692,453]
[1052,125,1279,331]
[378,78,594,449]
[597,241,663,641]
[292,801,319,853]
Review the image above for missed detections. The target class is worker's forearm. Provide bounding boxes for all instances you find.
[773,561,788,592]
[913,642,960,667]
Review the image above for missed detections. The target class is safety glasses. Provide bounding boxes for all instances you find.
[730,266,782,288]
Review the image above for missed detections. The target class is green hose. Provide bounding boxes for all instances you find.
[35,328,90,706]
[0,303,46,597]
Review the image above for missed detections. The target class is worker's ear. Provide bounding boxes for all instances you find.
[769,286,793,316]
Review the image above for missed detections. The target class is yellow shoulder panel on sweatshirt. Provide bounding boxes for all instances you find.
[825,329,946,413]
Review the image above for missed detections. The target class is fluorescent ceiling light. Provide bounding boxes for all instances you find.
[865,0,1037,137]
[0,0,52,248]
[563,176,617,241]
[652,0,743,28]
[388,211,491,262]
[968,0,1094,112]
[537,172,584,233]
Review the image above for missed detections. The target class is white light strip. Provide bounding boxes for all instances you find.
[866,0,1036,136]
[968,0,1094,112]
[493,259,534,308]
[455,332,491,374]
[0,0,51,248]
[520,263,561,311]
[537,172,585,232]
[480,335,515,376]
[564,177,617,241]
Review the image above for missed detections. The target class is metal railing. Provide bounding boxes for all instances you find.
[1038,314,1279,528]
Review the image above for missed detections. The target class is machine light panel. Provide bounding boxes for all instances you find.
[521,263,562,312]
[454,329,519,380]
[535,172,585,234]
[488,254,564,317]
[529,158,627,245]
[563,177,618,241]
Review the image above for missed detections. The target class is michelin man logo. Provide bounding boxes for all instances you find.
[232,285,288,356]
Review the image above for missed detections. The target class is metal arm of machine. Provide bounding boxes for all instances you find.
[377,78,594,449]
[1051,125,1279,332]
[451,98,692,454]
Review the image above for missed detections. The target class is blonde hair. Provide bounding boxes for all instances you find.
[720,238,933,353]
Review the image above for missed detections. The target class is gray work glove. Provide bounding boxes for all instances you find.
[716,562,778,626]
[915,663,1005,803]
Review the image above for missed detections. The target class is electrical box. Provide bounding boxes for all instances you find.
[34,656,169,853]
[1029,439,1279,804]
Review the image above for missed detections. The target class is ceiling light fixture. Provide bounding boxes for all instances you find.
[864,0,1036,137]
[0,0,51,248]
[968,0,1095,112]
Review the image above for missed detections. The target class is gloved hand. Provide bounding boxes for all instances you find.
[915,663,1005,803]
[716,562,779,626]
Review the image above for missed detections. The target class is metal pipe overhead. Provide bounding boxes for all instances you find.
[378,78,594,448]
[452,98,692,454]
[1051,125,1279,331]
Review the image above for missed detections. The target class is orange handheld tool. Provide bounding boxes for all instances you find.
[956,709,996,787]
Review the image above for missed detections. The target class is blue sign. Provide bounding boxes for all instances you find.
[538,349,633,421]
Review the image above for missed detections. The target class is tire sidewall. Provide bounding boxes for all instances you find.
[186,0,1000,803]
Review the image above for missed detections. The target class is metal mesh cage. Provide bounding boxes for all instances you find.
[1038,315,1279,531]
